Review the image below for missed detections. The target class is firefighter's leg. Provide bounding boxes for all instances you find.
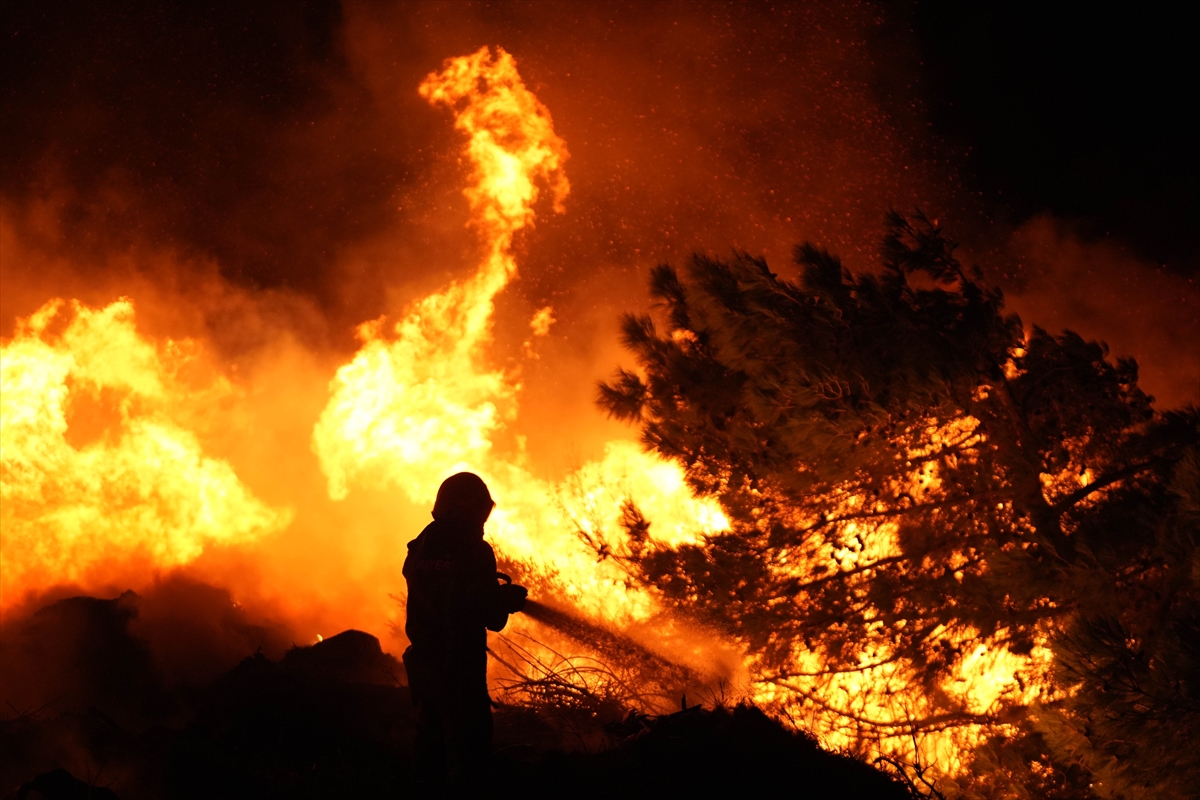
[414,696,447,790]
[445,686,493,790]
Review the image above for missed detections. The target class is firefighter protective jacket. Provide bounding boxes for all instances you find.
[402,519,510,699]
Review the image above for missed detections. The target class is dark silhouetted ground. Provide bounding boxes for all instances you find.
[1,592,908,799]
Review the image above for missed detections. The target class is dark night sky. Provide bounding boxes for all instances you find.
[914,1,1198,276]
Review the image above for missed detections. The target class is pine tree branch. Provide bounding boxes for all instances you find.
[782,554,913,596]
[759,677,999,735]
[1051,459,1161,513]
[798,493,1001,536]
[761,649,908,678]
[782,493,1007,560]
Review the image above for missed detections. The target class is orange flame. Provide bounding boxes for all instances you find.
[0,298,291,606]
[418,46,570,268]
[314,46,565,503]
[312,47,727,625]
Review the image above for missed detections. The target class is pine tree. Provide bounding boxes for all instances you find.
[1036,447,1200,799]
[596,213,1198,791]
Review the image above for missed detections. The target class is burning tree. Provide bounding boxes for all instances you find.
[597,213,1199,795]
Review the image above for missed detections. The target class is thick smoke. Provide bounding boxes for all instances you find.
[0,576,415,797]
[3,2,959,324]
[0,574,292,728]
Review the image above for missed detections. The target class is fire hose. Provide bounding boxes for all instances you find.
[492,573,697,691]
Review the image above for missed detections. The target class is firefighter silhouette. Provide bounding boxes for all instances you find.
[403,472,527,788]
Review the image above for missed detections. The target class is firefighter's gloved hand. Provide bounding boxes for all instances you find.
[498,583,528,614]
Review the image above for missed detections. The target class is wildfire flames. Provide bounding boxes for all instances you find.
[1,298,290,603]
[1,45,1057,779]
[313,47,728,624]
